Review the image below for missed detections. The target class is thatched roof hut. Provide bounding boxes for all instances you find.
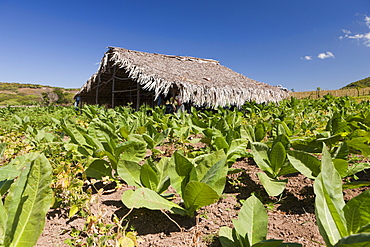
[76,47,288,109]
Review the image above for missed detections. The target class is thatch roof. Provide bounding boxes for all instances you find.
[77,47,288,108]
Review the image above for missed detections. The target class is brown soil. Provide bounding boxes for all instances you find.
[36,157,370,247]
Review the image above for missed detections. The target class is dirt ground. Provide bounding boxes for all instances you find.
[36,157,370,247]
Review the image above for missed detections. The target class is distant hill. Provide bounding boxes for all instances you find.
[341,76,370,89]
[0,82,79,106]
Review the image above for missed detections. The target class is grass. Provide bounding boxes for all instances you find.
[0,93,42,105]
[0,82,79,106]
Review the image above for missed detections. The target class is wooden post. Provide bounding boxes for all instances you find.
[112,67,116,108]
[136,83,140,111]
[151,92,154,108]
[96,73,101,105]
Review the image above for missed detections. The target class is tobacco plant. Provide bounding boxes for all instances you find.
[121,150,228,217]
[251,139,296,196]
[0,152,53,247]
[314,144,370,247]
[219,194,301,247]
[60,118,147,177]
[117,157,171,194]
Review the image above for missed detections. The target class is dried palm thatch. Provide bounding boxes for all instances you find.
[76,47,288,108]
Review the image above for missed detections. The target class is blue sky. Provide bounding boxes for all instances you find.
[0,0,369,92]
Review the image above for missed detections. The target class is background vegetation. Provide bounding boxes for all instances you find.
[341,76,370,89]
[0,82,78,106]
[1,94,369,246]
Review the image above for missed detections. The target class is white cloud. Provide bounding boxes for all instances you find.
[342,32,370,47]
[301,52,334,60]
[301,55,312,60]
[364,33,370,47]
[317,52,335,59]
[347,33,365,39]
[365,15,370,28]
[340,15,370,47]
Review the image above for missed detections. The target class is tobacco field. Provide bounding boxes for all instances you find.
[1,95,370,247]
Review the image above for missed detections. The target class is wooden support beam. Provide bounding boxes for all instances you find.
[112,89,138,93]
[136,83,140,111]
[112,76,131,81]
[112,67,116,108]
[96,73,101,104]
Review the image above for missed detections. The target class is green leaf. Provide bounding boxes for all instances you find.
[183,181,219,216]
[4,154,53,247]
[347,139,370,157]
[343,182,370,190]
[255,123,266,142]
[273,134,290,150]
[251,143,274,176]
[344,190,370,234]
[192,150,228,195]
[172,151,193,176]
[333,159,349,178]
[287,150,321,179]
[317,134,342,147]
[333,142,349,160]
[121,188,185,215]
[0,180,13,197]
[346,163,370,177]
[257,172,287,197]
[333,233,370,247]
[0,199,6,246]
[168,152,194,197]
[153,157,171,194]
[214,136,229,151]
[227,139,249,165]
[140,163,159,191]
[358,224,370,233]
[85,159,112,179]
[118,140,147,164]
[272,122,292,137]
[241,124,256,143]
[291,137,322,153]
[68,205,79,218]
[233,194,268,245]
[0,166,21,184]
[81,130,105,152]
[89,120,117,151]
[219,227,242,247]
[0,153,41,197]
[60,119,88,146]
[94,150,117,169]
[193,149,226,179]
[117,160,141,187]
[127,134,146,143]
[119,126,130,139]
[0,153,40,182]
[200,157,228,195]
[220,227,251,247]
[314,144,348,246]
[327,113,352,135]
[269,142,286,176]
[142,134,155,149]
